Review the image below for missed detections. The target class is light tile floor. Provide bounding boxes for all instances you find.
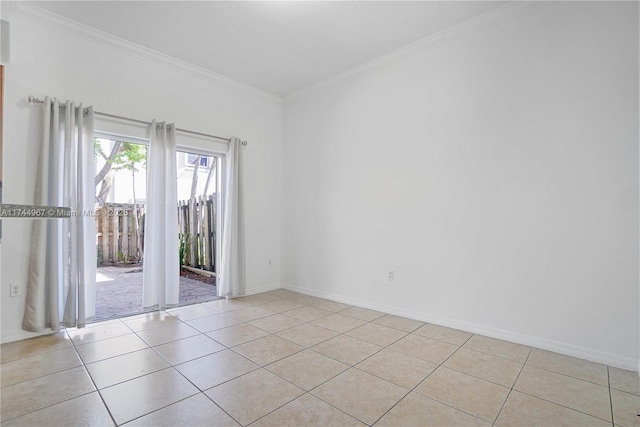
[1,289,638,426]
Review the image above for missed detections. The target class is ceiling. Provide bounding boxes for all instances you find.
[24,1,506,98]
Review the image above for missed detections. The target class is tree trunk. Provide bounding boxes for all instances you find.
[95,140,122,187]
[96,175,112,206]
[203,159,216,196]
[190,155,201,198]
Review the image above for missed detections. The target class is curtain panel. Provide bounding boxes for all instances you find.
[23,98,96,331]
[219,137,246,298]
[142,121,179,309]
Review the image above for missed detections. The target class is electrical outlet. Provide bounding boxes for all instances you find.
[387,271,395,282]
[10,283,21,297]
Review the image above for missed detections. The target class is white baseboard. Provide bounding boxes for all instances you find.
[1,328,58,344]
[244,282,282,296]
[280,283,639,372]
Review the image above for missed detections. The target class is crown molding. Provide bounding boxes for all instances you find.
[284,1,556,106]
[12,3,283,106]
[11,2,556,108]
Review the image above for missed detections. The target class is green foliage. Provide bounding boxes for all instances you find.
[116,143,147,173]
[179,233,191,266]
[94,138,105,161]
[116,250,135,263]
[95,138,147,173]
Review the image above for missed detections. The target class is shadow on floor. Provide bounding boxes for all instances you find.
[94,265,219,322]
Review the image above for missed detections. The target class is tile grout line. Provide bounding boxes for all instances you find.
[131,312,246,427]
[196,300,330,426]
[6,324,152,422]
[214,305,395,426]
[0,330,112,425]
[440,337,614,389]
[247,319,370,424]
[80,311,223,425]
[249,391,361,427]
[0,385,106,424]
[0,340,81,385]
[505,352,617,425]
[507,388,616,424]
[66,328,119,427]
[453,342,529,365]
[491,345,533,426]
[524,359,613,388]
[515,364,615,415]
[368,332,485,426]
[337,319,476,424]
[607,366,615,425]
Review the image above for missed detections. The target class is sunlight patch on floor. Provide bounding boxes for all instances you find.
[95,272,114,283]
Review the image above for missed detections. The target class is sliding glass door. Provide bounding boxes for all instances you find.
[175,150,220,304]
[94,138,148,321]
[91,138,221,322]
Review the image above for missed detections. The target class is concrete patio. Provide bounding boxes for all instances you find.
[94,266,218,321]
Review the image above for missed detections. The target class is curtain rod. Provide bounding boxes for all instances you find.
[28,96,246,145]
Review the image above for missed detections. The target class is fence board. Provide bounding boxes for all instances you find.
[122,213,129,260]
[111,211,118,263]
[96,203,145,265]
[131,205,139,260]
[101,208,109,263]
[202,196,210,270]
[189,198,197,267]
[177,195,217,272]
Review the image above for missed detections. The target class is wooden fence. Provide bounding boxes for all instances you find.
[178,195,217,272]
[96,196,216,271]
[96,203,145,265]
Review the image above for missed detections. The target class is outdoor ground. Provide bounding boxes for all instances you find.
[95,266,218,321]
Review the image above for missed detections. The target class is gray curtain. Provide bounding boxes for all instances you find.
[23,98,96,331]
[218,137,246,298]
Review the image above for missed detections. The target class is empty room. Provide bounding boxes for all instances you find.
[0,1,638,426]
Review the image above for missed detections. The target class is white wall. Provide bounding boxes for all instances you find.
[1,8,282,340]
[282,2,639,369]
